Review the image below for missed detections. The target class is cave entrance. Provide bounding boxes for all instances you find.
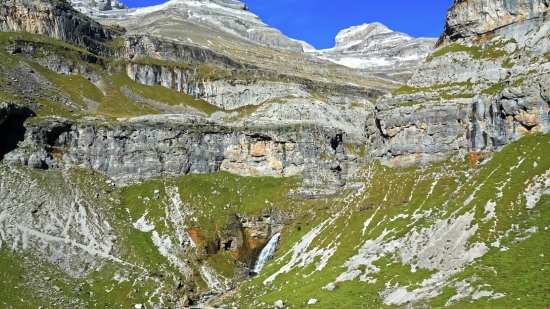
[0,110,32,161]
[330,133,343,151]
[223,239,233,251]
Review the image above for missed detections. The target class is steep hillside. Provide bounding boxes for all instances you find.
[1,0,550,308]
[0,1,383,307]
[225,0,550,308]
[230,130,550,309]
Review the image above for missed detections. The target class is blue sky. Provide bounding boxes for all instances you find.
[121,0,454,49]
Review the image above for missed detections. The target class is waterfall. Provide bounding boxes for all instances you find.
[253,233,281,273]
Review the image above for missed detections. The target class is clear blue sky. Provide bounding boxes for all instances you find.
[121,0,454,49]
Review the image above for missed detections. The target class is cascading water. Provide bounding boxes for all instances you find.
[253,233,281,273]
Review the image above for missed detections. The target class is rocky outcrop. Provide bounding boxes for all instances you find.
[123,59,381,110]
[442,0,550,41]
[367,0,550,167]
[126,64,311,110]
[121,35,247,69]
[3,115,356,189]
[0,0,122,52]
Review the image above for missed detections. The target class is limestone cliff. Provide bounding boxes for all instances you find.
[0,0,123,53]
[3,113,355,188]
[442,0,550,41]
[368,0,550,167]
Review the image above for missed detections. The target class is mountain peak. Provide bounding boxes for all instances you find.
[334,22,395,49]
[315,22,435,76]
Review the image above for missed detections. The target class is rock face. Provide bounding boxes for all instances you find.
[313,23,436,80]
[0,0,120,50]
[3,115,356,191]
[442,0,550,41]
[124,61,376,110]
[367,0,550,167]
[125,64,311,110]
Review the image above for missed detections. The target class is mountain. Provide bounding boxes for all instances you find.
[69,0,429,82]
[312,23,437,81]
[69,0,308,53]
[1,0,550,308]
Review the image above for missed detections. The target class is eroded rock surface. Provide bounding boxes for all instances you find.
[367,0,550,167]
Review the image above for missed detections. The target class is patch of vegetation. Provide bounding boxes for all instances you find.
[392,79,473,96]
[427,43,482,62]
[427,39,517,62]
[480,83,503,95]
[25,61,160,119]
[110,73,221,116]
[510,78,525,88]
[502,58,514,68]
[344,143,366,158]
[399,101,424,107]
[27,62,104,107]
[440,93,475,100]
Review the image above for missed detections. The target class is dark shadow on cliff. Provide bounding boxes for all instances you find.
[0,110,33,161]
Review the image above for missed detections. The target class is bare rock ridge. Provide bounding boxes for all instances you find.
[71,0,127,12]
[368,0,550,167]
[69,0,305,53]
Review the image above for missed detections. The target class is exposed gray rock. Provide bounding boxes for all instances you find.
[70,0,127,12]
[442,0,550,42]
[367,0,550,167]
[2,115,360,194]
[126,63,312,110]
[0,0,121,54]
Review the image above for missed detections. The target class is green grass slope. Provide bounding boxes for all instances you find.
[227,133,550,308]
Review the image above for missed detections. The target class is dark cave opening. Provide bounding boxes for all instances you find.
[0,111,32,161]
[330,133,343,151]
[223,239,233,251]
